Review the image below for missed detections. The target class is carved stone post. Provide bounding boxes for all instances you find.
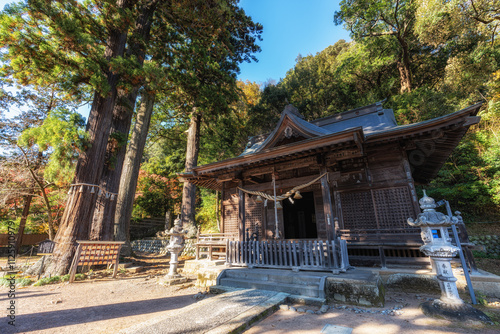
[160,217,188,285]
[408,191,490,323]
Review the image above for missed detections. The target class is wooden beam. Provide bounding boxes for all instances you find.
[193,128,362,175]
[245,175,265,184]
[243,173,323,192]
[463,116,481,127]
[353,132,364,155]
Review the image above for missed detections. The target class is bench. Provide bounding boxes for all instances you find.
[195,232,237,261]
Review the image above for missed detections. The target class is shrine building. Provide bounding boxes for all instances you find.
[180,101,481,269]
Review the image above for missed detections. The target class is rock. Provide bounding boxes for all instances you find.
[193,292,205,300]
[289,306,297,312]
[279,304,289,311]
[319,305,329,313]
[306,309,315,314]
[297,308,305,313]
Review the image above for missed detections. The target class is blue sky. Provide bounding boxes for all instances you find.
[0,0,350,85]
[0,0,350,119]
[238,0,350,84]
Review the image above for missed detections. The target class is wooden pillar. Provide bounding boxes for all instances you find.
[238,183,245,242]
[221,182,225,233]
[320,167,335,242]
[262,201,268,240]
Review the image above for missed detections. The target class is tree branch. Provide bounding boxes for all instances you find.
[360,31,397,38]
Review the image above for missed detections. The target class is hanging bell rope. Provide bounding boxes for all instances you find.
[237,172,327,202]
[69,182,118,200]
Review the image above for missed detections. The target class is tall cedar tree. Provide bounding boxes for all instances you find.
[114,0,262,249]
[163,1,262,232]
[90,0,158,241]
[0,0,139,275]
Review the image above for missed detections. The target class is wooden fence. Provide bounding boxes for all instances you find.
[0,234,49,246]
[226,239,350,272]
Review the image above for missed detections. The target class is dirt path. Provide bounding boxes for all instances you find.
[1,253,208,334]
[1,275,206,334]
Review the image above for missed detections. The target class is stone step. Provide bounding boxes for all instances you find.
[118,262,133,269]
[126,266,144,273]
[219,277,322,298]
[223,269,325,285]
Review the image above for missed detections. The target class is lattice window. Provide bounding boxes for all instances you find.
[340,191,376,230]
[372,187,414,229]
[245,196,263,238]
[223,204,238,235]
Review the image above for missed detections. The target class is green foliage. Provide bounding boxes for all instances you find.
[17,277,32,286]
[33,273,82,286]
[132,169,182,219]
[200,80,263,163]
[0,277,32,287]
[472,251,500,260]
[387,87,457,124]
[195,188,219,233]
[33,275,62,286]
[426,129,500,221]
[0,0,135,96]
[18,109,87,185]
[247,0,500,222]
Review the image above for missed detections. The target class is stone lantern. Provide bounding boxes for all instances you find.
[408,191,490,323]
[160,216,188,285]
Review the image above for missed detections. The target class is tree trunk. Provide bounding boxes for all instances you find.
[20,150,55,240]
[39,183,55,240]
[89,88,139,241]
[397,36,413,93]
[181,110,201,235]
[90,0,158,241]
[45,0,136,276]
[114,90,156,256]
[15,195,32,254]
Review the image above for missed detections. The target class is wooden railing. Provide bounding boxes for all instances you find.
[196,232,237,260]
[226,239,350,272]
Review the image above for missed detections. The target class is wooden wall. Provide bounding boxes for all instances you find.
[221,142,421,241]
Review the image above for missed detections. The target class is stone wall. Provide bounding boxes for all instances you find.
[131,238,197,257]
[469,235,500,257]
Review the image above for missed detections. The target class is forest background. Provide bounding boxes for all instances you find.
[1,0,499,244]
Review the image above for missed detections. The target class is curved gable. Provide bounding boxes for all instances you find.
[255,105,331,153]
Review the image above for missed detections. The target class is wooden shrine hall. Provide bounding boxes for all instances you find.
[180,101,481,270]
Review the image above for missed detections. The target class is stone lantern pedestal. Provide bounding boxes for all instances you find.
[408,191,490,323]
[159,217,188,286]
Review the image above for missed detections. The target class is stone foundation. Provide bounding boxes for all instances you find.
[325,270,385,307]
[183,259,226,288]
[131,238,196,257]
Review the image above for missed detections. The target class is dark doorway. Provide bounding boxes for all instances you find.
[283,191,317,239]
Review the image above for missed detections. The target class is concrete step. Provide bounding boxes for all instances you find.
[219,277,322,298]
[119,288,289,334]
